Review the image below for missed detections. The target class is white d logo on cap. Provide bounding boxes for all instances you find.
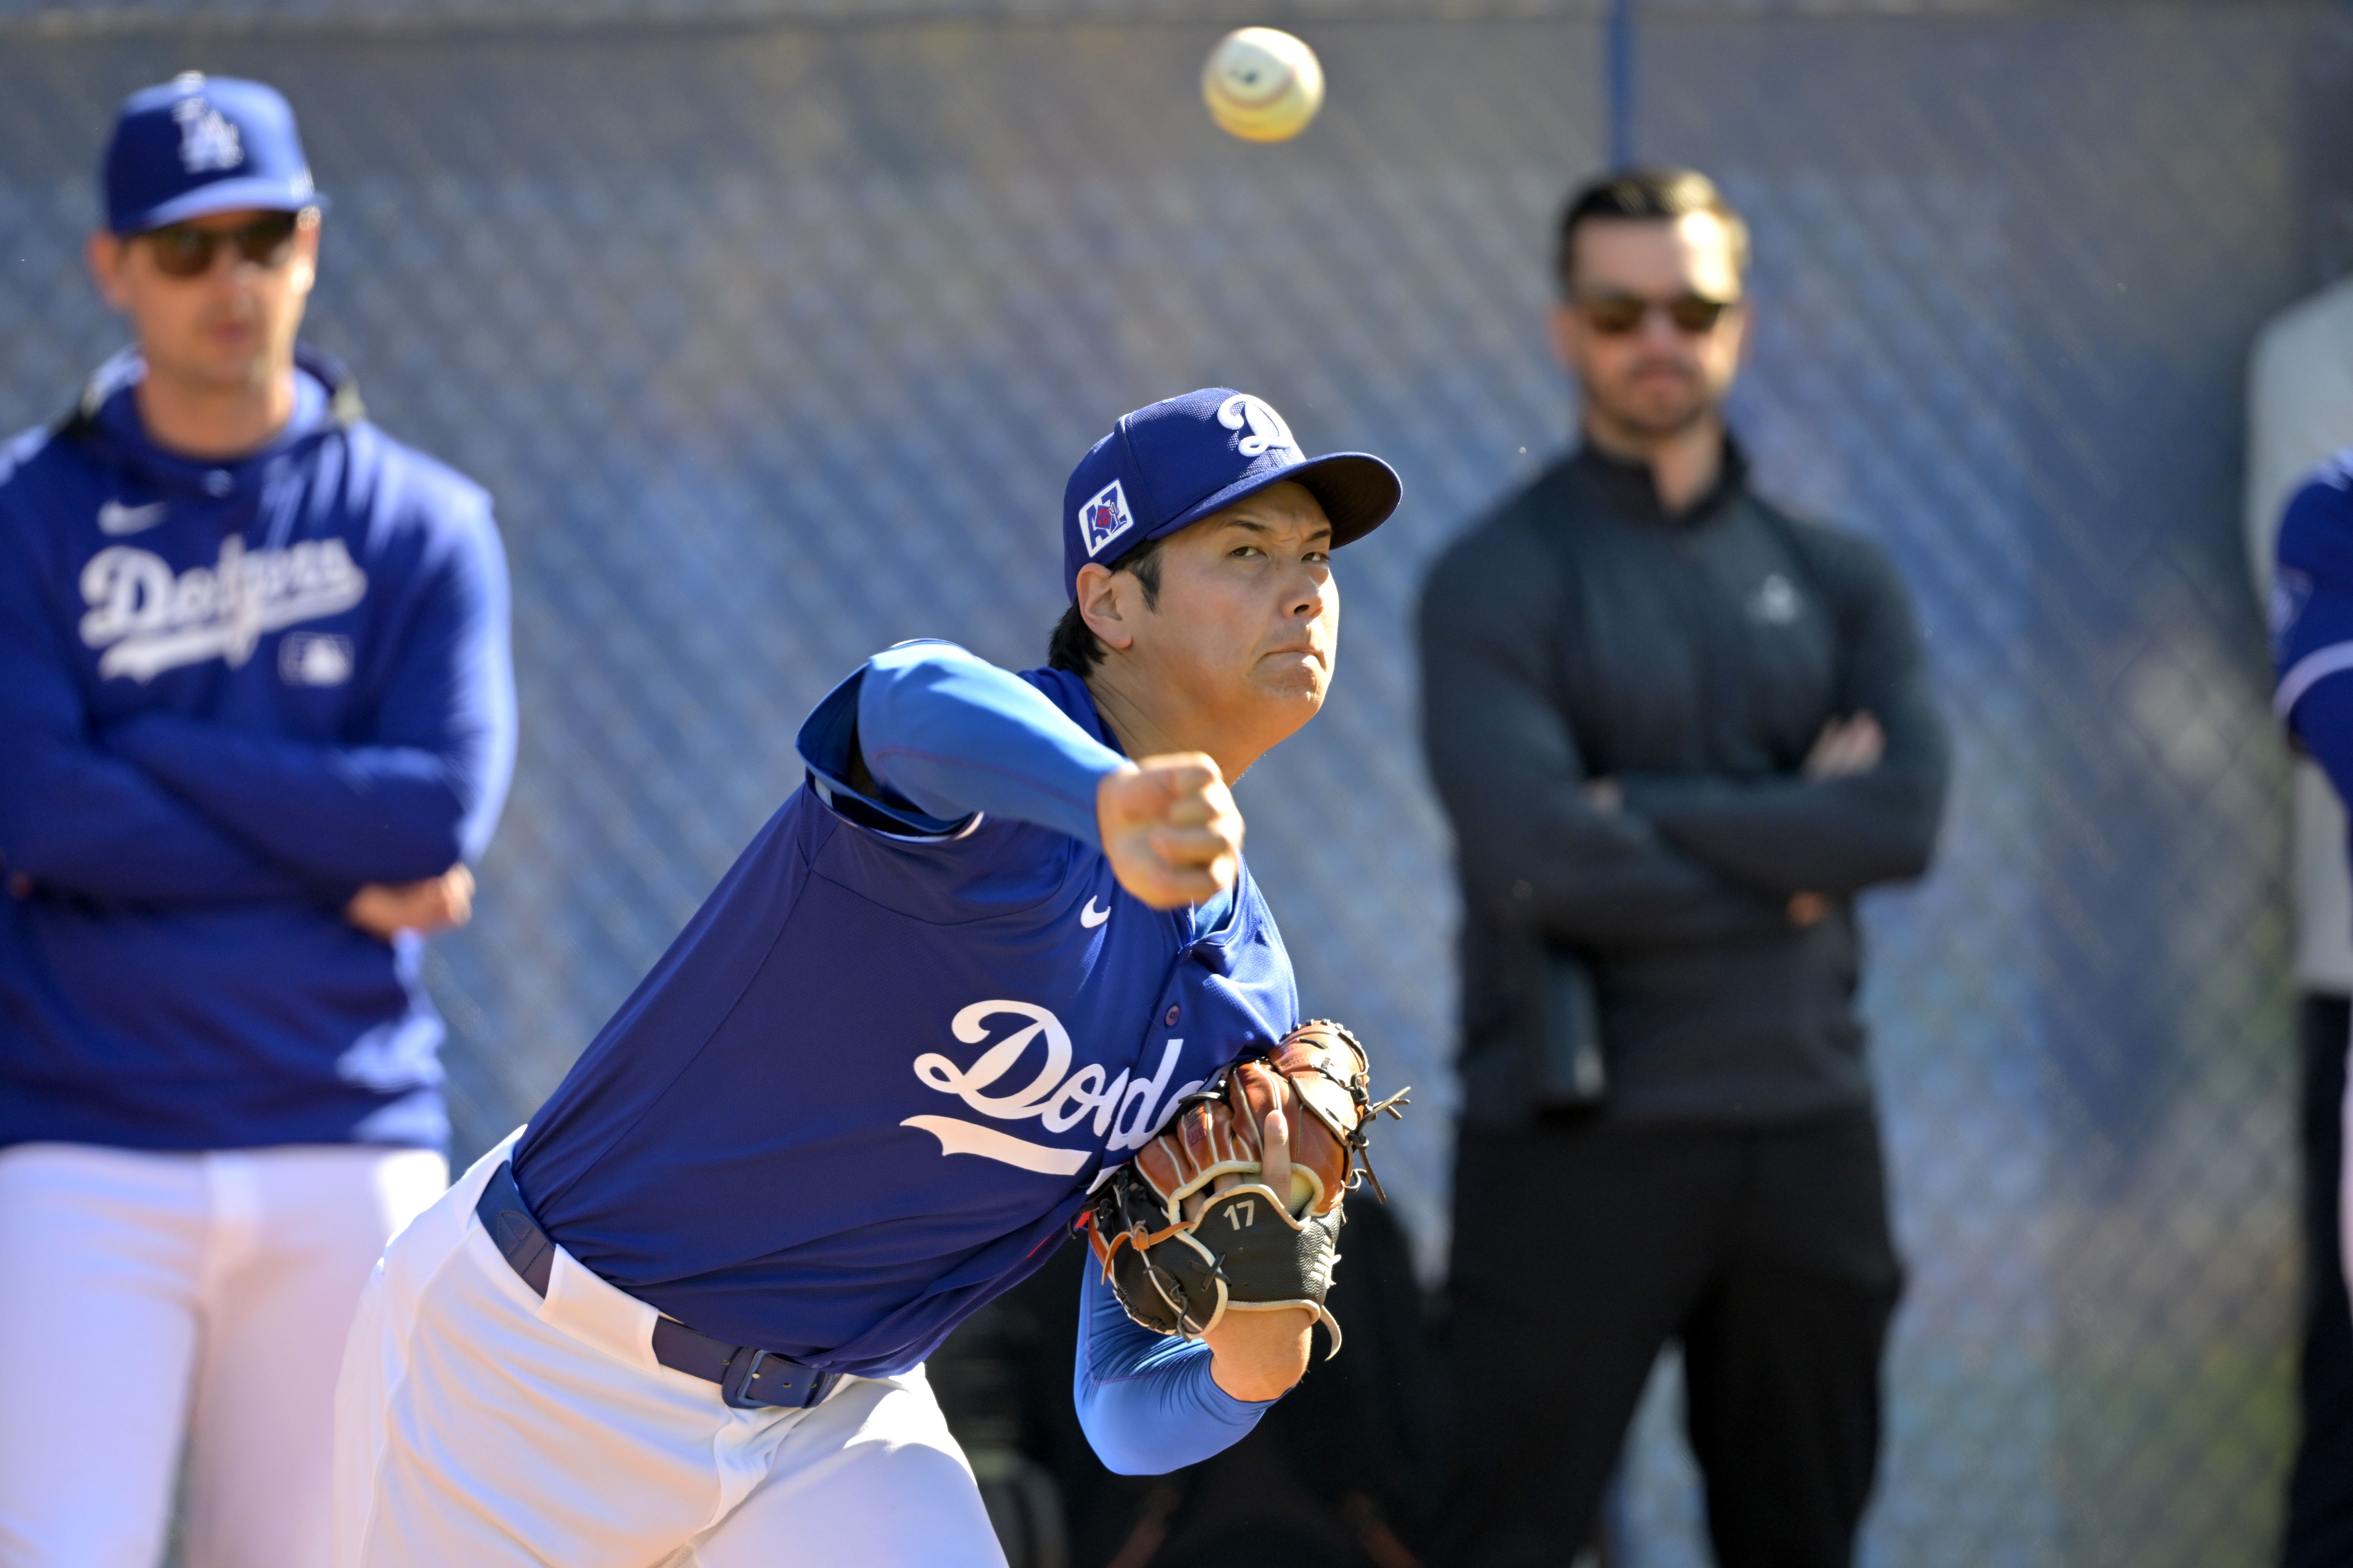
[1217,394,1297,458]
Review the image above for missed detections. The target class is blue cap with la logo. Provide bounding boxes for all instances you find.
[102,73,325,235]
[1061,388,1401,601]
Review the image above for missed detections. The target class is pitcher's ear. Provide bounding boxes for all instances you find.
[1077,561,1139,652]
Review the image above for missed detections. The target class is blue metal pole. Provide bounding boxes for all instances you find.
[1607,0,1635,168]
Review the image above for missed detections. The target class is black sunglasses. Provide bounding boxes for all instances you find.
[1574,291,1738,336]
[140,211,304,279]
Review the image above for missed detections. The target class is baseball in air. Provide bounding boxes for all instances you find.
[1201,28,1325,144]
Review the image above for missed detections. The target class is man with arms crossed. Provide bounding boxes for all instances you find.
[0,76,514,1567]
[332,387,1403,1566]
[1422,169,1949,1566]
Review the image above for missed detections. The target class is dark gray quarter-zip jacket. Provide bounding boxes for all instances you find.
[1419,441,1951,1126]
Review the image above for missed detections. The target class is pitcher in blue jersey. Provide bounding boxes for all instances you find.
[331,387,1402,1567]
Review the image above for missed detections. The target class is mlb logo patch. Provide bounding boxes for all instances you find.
[280,632,354,687]
[1079,480,1137,558]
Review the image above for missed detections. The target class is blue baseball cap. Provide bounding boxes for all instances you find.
[1062,388,1401,600]
[102,73,324,236]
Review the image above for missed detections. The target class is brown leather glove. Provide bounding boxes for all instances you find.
[1082,1020,1407,1352]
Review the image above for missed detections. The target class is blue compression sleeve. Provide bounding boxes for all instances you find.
[1073,1256,1275,1475]
[853,641,1127,847]
[99,505,516,886]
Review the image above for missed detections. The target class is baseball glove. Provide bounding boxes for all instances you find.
[1081,1019,1408,1355]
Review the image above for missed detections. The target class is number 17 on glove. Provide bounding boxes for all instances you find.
[1081,1019,1408,1356]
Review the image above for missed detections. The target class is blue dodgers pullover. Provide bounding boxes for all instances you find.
[513,642,1279,1470]
[0,348,516,1152]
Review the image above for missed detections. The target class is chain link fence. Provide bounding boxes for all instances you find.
[0,4,2339,1563]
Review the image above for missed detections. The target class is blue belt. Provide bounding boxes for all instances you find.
[474,1160,841,1412]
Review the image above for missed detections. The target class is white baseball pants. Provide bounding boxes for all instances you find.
[332,1135,1008,1568]
[0,1140,448,1568]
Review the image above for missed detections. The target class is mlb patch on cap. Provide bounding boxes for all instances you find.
[104,73,324,236]
[1060,388,1401,601]
[1077,479,1140,560]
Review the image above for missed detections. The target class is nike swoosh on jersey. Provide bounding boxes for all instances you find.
[98,500,167,536]
[1080,897,1110,929]
[900,1115,1091,1176]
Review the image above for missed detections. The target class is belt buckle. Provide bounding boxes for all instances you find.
[722,1347,833,1411]
[721,1347,775,1410]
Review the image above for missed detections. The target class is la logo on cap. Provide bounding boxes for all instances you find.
[170,75,245,175]
[1079,479,1136,558]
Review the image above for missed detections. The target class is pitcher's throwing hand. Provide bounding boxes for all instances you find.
[1099,753,1243,909]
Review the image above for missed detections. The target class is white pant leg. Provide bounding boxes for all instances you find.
[335,1135,1005,1568]
[181,1146,446,1568]
[337,1135,773,1568]
[0,1144,207,1568]
[684,1365,1008,1568]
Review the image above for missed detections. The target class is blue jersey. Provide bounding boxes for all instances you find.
[0,348,515,1153]
[512,646,1302,1379]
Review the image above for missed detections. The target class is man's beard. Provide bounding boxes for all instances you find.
[1589,363,1719,440]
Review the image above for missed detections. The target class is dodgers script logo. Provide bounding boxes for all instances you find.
[80,538,368,683]
[901,1001,1201,1178]
[173,92,245,175]
[1217,393,1297,459]
[1079,479,1137,559]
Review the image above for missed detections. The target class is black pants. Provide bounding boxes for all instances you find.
[2287,993,2353,1568]
[1441,1110,1901,1568]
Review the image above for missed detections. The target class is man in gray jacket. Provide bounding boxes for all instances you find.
[1421,169,1949,1567]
